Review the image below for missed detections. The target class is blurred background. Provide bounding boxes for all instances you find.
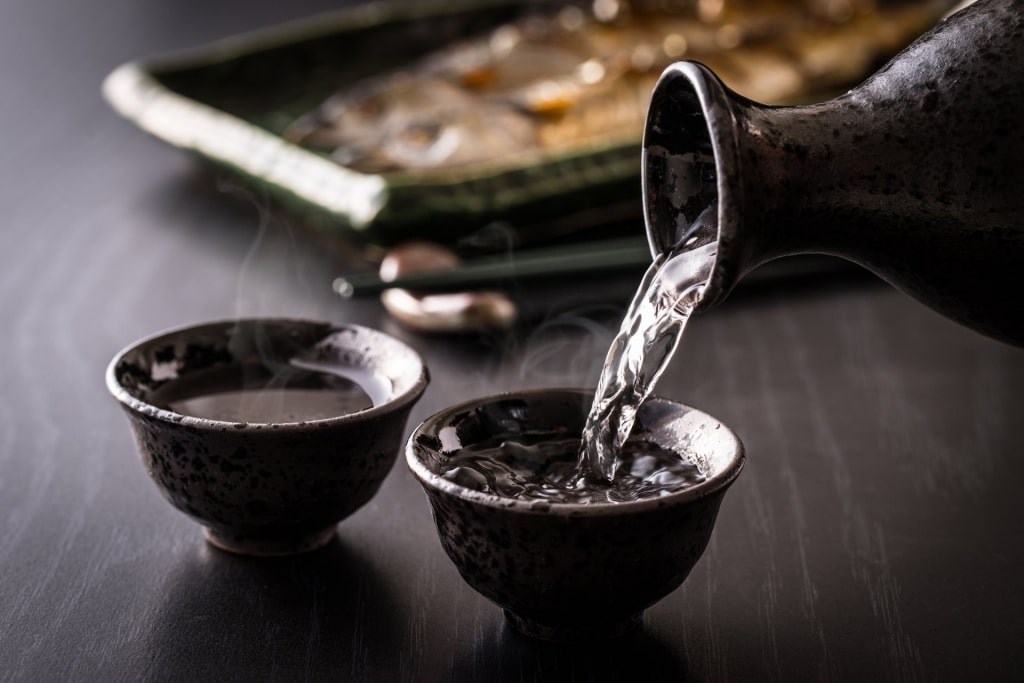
[93,0,963,333]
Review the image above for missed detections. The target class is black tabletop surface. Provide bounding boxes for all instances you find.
[3,0,1023,680]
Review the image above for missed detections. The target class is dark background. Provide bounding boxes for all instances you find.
[2,0,1022,680]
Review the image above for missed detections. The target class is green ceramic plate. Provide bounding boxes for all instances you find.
[104,0,647,250]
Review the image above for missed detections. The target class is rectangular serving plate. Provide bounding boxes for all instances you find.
[103,0,646,250]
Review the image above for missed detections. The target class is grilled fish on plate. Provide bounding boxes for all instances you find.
[286,0,960,174]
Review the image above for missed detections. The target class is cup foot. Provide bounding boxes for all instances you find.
[503,609,643,642]
[203,526,337,557]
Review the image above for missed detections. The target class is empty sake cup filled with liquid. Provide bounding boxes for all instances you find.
[406,388,744,642]
[107,318,428,556]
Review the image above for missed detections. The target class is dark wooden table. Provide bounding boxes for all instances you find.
[3,1,1023,680]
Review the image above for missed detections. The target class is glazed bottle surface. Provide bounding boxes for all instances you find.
[643,0,1024,346]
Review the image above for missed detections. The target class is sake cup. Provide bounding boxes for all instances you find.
[107,318,428,556]
[406,388,744,641]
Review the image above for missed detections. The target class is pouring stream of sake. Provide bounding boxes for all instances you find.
[578,229,717,481]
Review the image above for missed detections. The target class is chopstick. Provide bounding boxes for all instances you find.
[333,238,653,297]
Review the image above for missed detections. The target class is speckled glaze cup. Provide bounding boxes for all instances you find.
[406,389,744,641]
[107,319,428,556]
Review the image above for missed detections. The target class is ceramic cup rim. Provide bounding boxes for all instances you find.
[106,317,429,432]
[405,388,744,516]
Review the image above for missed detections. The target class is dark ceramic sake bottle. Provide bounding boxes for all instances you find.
[643,0,1024,346]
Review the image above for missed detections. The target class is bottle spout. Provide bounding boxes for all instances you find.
[642,62,744,312]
